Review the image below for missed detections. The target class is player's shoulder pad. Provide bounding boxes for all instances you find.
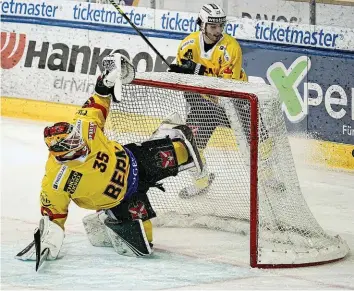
[179,31,199,51]
[220,34,241,50]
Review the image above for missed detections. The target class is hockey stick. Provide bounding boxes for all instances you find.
[15,240,35,258]
[108,0,171,68]
[15,229,49,271]
[34,227,49,272]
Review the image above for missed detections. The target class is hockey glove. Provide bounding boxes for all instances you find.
[95,53,135,101]
[15,216,64,261]
[169,59,207,75]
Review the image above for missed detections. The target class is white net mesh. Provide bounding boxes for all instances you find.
[104,72,349,267]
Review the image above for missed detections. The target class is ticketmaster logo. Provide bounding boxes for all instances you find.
[255,22,340,48]
[72,3,146,26]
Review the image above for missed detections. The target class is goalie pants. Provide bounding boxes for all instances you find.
[185,93,269,149]
[108,138,179,223]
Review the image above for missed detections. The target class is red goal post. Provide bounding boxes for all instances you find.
[105,72,349,268]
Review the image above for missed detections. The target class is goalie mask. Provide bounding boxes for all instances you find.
[197,4,226,43]
[44,122,86,159]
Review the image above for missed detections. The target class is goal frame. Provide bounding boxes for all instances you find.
[131,78,346,268]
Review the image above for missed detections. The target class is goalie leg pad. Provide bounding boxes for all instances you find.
[125,139,180,183]
[82,210,153,251]
[173,125,203,174]
[148,116,204,174]
[82,211,113,247]
[104,218,152,257]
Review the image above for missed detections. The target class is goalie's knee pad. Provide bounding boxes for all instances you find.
[108,191,156,224]
[83,210,153,257]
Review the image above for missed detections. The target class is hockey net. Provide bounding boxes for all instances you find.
[104,72,349,268]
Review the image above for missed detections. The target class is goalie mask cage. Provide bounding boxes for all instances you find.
[105,72,349,268]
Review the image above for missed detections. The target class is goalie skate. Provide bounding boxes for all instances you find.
[179,172,215,199]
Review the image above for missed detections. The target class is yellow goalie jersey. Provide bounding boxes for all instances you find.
[176,31,247,81]
[40,94,137,229]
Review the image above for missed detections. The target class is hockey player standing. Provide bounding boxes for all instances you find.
[169,3,248,198]
[16,53,203,266]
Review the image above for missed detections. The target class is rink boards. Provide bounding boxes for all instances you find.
[0,0,353,170]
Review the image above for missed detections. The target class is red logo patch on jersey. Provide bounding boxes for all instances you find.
[88,122,97,140]
[128,201,148,220]
[158,150,175,168]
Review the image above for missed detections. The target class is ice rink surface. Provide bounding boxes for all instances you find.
[1,117,354,290]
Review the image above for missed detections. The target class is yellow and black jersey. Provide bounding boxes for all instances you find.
[40,94,138,229]
[176,31,247,81]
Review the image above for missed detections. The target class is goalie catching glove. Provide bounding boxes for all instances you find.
[169,59,207,76]
[95,52,135,102]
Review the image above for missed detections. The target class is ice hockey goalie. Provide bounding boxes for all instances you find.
[15,53,204,268]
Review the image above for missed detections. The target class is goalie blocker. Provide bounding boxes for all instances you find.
[16,216,64,266]
[83,115,203,257]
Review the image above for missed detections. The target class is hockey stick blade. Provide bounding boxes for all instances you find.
[34,227,49,272]
[36,248,49,272]
[15,239,35,259]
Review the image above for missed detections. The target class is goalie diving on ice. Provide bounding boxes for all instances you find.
[15,53,204,269]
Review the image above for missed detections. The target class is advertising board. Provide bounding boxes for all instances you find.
[1,0,353,169]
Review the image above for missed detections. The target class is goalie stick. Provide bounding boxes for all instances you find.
[34,227,49,272]
[107,0,171,68]
[15,239,35,258]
